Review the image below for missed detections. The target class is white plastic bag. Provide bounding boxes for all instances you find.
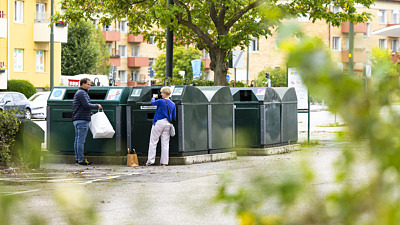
[170,124,175,137]
[89,110,115,138]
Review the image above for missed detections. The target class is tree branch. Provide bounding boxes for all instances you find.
[225,0,263,29]
[209,0,218,26]
[175,16,214,47]
[174,0,191,22]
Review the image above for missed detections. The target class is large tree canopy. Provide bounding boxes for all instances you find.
[54,0,374,85]
[61,20,110,75]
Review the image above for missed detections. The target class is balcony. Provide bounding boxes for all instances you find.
[202,58,211,69]
[102,30,120,42]
[127,34,143,43]
[109,56,121,66]
[34,22,68,43]
[341,21,367,33]
[0,18,6,38]
[341,50,367,63]
[128,57,149,67]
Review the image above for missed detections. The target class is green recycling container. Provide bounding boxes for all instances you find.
[197,86,235,153]
[274,87,298,145]
[230,87,281,147]
[127,86,209,157]
[14,119,44,168]
[47,86,131,156]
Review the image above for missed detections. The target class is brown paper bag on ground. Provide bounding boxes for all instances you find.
[127,153,139,167]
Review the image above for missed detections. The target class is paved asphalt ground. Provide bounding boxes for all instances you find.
[0,105,367,225]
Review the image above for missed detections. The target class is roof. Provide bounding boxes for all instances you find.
[372,24,400,37]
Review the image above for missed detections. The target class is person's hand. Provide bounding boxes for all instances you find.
[98,104,102,110]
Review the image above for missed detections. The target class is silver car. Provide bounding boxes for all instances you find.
[29,91,50,119]
[0,92,31,119]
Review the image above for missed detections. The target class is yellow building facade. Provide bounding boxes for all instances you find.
[0,0,67,90]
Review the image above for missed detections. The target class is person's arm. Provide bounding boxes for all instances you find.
[79,92,100,110]
[151,97,160,106]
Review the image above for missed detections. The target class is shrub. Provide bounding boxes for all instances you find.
[255,67,287,87]
[0,109,21,167]
[7,80,36,98]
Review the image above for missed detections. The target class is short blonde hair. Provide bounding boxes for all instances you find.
[160,87,172,95]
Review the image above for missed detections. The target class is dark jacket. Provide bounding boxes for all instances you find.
[72,87,99,121]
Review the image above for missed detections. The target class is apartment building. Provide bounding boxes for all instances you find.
[97,20,162,86]
[230,0,400,82]
[0,0,68,89]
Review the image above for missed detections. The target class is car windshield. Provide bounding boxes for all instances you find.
[29,93,49,102]
[0,93,4,101]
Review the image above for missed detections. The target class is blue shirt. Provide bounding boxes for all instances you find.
[151,97,176,125]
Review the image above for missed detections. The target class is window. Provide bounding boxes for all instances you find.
[379,39,387,49]
[149,58,155,66]
[119,21,127,33]
[345,38,349,51]
[364,23,371,37]
[392,10,399,24]
[36,51,44,72]
[332,6,341,13]
[131,45,140,57]
[119,45,127,57]
[14,49,23,71]
[202,49,210,59]
[379,10,387,24]
[119,70,127,83]
[15,1,23,23]
[35,3,46,22]
[103,25,111,31]
[391,39,399,52]
[332,37,341,51]
[108,44,112,55]
[249,38,259,53]
[131,71,140,81]
[275,40,280,50]
[148,36,155,45]
[298,13,309,22]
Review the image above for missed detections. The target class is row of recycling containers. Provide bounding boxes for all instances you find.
[47,86,298,157]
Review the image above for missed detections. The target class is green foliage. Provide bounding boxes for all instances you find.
[155,78,214,86]
[7,80,36,98]
[229,81,248,87]
[216,25,400,224]
[154,46,204,82]
[255,67,287,87]
[53,0,373,85]
[0,109,21,167]
[61,20,110,75]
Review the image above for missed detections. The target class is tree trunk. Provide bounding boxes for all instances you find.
[210,49,229,86]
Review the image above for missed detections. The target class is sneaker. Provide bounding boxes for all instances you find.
[78,159,93,166]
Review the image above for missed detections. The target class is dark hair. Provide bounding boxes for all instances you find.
[80,78,90,86]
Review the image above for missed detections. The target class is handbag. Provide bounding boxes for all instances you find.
[89,110,115,138]
[127,148,139,167]
[165,99,175,137]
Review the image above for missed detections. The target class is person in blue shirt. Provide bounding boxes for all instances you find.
[146,87,176,166]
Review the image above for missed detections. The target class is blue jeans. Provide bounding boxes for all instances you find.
[73,120,89,163]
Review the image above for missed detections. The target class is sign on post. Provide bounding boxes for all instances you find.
[288,68,308,109]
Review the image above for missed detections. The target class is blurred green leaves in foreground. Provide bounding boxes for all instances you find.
[216,24,400,225]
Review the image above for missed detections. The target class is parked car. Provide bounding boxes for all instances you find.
[0,92,31,119]
[28,91,50,119]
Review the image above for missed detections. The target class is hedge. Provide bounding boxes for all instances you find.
[7,80,36,98]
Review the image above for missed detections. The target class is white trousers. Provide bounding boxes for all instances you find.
[147,118,171,165]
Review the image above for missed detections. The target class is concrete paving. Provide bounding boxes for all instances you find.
[0,107,356,224]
